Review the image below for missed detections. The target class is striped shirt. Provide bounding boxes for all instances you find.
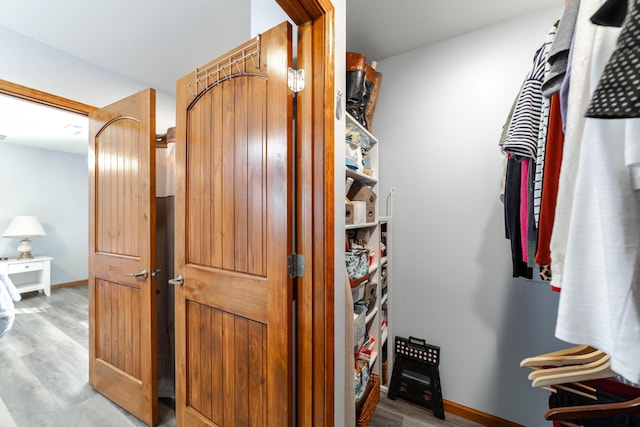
[534,21,559,227]
[502,42,548,160]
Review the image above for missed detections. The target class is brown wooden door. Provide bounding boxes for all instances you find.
[88,88,158,426]
[174,22,293,427]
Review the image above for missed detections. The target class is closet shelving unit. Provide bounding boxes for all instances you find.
[346,112,392,411]
[379,216,392,392]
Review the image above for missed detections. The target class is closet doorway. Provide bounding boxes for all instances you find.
[0,0,337,419]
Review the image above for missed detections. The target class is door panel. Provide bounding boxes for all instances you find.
[175,22,292,426]
[88,88,157,426]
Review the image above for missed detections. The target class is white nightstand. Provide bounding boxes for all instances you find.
[0,256,52,296]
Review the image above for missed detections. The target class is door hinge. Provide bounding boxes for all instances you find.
[288,67,305,93]
[288,253,305,278]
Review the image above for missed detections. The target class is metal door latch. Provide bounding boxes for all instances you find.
[168,274,184,287]
[125,269,148,280]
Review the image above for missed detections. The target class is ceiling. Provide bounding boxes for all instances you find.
[0,0,559,155]
[0,94,87,155]
[346,0,559,62]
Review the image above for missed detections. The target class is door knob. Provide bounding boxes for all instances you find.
[124,269,148,280]
[168,274,184,287]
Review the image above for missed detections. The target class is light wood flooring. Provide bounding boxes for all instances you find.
[0,286,481,427]
[371,396,484,427]
[0,286,175,427]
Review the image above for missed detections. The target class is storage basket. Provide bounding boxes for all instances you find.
[346,249,369,286]
[353,304,367,348]
[352,201,367,224]
[351,280,366,302]
[356,373,380,427]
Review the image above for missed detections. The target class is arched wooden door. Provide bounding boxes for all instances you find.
[88,88,158,426]
[174,22,293,426]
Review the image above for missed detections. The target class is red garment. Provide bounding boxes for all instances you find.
[536,94,565,266]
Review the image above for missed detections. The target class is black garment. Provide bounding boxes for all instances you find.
[591,0,628,27]
[548,379,640,427]
[527,157,539,269]
[504,157,533,279]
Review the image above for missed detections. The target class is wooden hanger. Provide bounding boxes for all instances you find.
[527,350,607,380]
[558,421,580,427]
[545,395,640,421]
[520,344,596,367]
[550,384,598,401]
[532,355,618,388]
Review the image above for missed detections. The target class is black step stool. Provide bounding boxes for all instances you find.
[387,336,445,420]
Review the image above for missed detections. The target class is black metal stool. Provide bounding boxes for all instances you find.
[387,336,445,420]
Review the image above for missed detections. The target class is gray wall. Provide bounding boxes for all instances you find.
[0,143,88,284]
[0,26,178,134]
[375,7,565,426]
[0,14,251,285]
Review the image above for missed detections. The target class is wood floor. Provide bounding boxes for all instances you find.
[371,396,484,427]
[0,286,175,427]
[0,286,482,427]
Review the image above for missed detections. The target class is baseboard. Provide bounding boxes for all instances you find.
[444,399,524,427]
[52,279,88,289]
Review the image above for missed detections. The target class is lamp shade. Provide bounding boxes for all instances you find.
[2,216,47,237]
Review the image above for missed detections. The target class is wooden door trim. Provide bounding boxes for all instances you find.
[275,1,336,425]
[0,79,96,115]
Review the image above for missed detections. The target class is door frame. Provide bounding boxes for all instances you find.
[0,0,337,420]
[275,1,336,425]
[0,79,96,115]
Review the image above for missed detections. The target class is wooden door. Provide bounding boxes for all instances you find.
[174,22,293,426]
[88,88,158,426]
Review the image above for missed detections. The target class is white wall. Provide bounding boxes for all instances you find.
[0,143,88,284]
[250,0,290,36]
[0,26,177,133]
[375,7,564,426]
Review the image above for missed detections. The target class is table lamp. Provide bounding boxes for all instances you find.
[2,216,47,259]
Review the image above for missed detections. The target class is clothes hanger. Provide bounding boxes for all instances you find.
[551,384,598,401]
[527,350,607,380]
[520,345,596,367]
[532,354,614,387]
[532,355,618,388]
[545,396,640,421]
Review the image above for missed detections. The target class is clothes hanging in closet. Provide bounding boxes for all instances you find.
[542,0,581,97]
[534,93,564,283]
[550,0,602,290]
[586,0,640,118]
[534,22,560,229]
[502,42,548,160]
[501,0,640,384]
[555,10,640,385]
[501,22,558,279]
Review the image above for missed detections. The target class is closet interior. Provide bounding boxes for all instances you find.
[502,0,640,424]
